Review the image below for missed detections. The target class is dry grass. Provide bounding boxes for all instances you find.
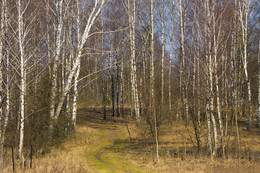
[3,107,260,173]
[3,126,93,173]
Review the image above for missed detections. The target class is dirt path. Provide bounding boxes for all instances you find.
[95,130,132,173]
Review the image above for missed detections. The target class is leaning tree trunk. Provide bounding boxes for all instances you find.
[54,0,105,121]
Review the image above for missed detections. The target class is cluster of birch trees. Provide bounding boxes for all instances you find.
[0,0,259,168]
[0,0,105,167]
[122,0,259,159]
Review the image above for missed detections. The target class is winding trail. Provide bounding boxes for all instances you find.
[95,130,132,173]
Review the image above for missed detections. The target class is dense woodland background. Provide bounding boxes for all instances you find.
[0,0,259,171]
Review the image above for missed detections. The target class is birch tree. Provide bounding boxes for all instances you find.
[17,0,27,161]
[169,0,174,113]
[161,0,165,108]
[128,0,140,123]
[4,0,9,143]
[49,0,63,131]
[150,0,159,160]
[72,0,81,129]
[54,0,105,122]
[238,0,253,130]
[178,0,188,122]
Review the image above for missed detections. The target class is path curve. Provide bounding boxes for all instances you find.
[95,130,132,173]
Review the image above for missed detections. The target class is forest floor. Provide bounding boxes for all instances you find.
[4,107,260,173]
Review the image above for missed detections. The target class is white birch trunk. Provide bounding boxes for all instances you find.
[161,0,164,108]
[120,56,124,117]
[4,0,10,138]
[72,65,80,128]
[71,0,81,129]
[206,0,218,157]
[18,0,25,160]
[150,0,159,160]
[129,0,139,122]
[239,0,252,130]
[46,0,52,75]
[66,19,73,111]
[194,2,201,150]
[169,0,174,112]
[116,54,120,117]
[54,0,105,120]
[50,0,63,125]
[222,51,228,158]
[205,0,212,157]
[178,0,188,122]
[212,10,223,156]
[206,91,212,156]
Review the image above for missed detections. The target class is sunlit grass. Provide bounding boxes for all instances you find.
[4,108,260,173]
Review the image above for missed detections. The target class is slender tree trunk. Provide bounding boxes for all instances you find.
[18,0,26,161]
[132,0,139,122]
[161,0,164,109]
[0,1,4,168]
[110,53,115,117]
[46,0,52,75]
[206,0,217,157]
[178,0,188,122]
[66,18,73,112]
[129,0,139,122]
[150,0,159,160]
[195,2,202,150]
[257,39,260,128]
[116,54,120,117]
[101,8,106,120]
[197,55,201,151]
[212,10,223,156]
[72,0,80,129]
[169,1,174,113]
[120,56,124,117]
[0,0,9,168]
[72,64,80,129]
[206,89,212,157]
[222,51,228,159]
[238,0,252,130]
[49,0,63,129]
[4,0,10,143]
